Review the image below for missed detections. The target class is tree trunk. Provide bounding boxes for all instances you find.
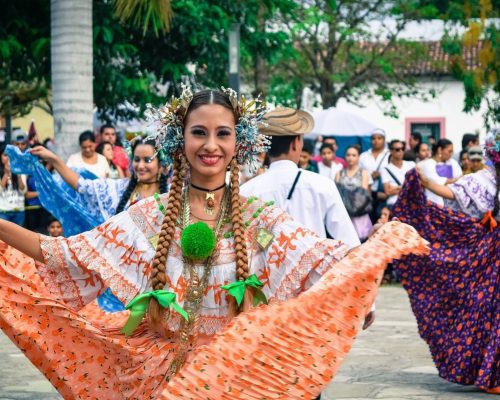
[5,115,12,144]
[319,79,338,109]
[51,0,93,161]
[252,2,268,98]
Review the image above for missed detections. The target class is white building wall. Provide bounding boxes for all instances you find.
[330,79,487,150]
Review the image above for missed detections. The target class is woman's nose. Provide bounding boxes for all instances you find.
[203,133,218,152]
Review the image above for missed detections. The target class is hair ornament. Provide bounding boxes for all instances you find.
[143,85,270,171]
[221,87,271,173]
[484,128,500,165]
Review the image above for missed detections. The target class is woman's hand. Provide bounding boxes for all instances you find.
[29,146,59,164]
[30,147,79,190]
[416,166,430,188]
[362,311,375,330]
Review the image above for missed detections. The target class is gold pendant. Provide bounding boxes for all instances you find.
[256,228,274,250]
[204,192,215,215]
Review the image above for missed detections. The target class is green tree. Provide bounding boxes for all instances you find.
[0,0,50,138]
[252,0,443,113]
[440,0,499,128]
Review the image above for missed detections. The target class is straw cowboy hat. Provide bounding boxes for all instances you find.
[260,107,314,136]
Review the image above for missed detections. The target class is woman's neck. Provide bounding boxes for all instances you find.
[82,153,96,162]
[347,164,358,171]
[391,159,403,168]
[136,181,159,195]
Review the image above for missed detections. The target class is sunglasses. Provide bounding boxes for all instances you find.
[133,155,156,163]
[468,151,482,156]
[391,147,404,152]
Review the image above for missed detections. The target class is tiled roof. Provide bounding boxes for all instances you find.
[407,40,482,76]
[352,40,482,76]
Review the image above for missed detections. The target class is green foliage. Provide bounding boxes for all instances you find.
[113,0,173,36]
[440,0,499,128]
[257,0,441,112]
[0,0,50,118]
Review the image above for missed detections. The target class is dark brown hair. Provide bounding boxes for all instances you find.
[148,90,251,328]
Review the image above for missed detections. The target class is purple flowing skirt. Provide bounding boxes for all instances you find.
[392,169,499,390]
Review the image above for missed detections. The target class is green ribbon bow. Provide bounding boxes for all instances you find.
[221,274,268,307]
[121,290,188,336]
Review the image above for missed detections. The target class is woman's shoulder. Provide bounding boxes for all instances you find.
[66,152,81,163]
[240,195,286,229]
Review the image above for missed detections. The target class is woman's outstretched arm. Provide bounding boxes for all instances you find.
[417,166,455,200]
[0,219,43,262]
[29,147,79,190]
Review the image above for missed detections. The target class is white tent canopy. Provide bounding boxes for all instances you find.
[308,107,378,138]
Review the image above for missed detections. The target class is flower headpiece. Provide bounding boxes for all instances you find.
[142,85,270,172]
[484,128,500,165]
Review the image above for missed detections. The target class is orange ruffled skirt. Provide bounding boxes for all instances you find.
[0,222,428,399]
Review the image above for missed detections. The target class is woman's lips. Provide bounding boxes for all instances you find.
[199,155,222,166]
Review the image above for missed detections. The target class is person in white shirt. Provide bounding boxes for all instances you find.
[241,108,360,249]
[66,130,110,178]
[0,144,26,226]
[381,140,416,208]
[359,128,390,192]
[418,138,462,206]
[240,107,372,347]
[317,143,344,180]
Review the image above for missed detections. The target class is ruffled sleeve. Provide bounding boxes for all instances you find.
[445,168,497,219]
[36,197,160,311]
[77,176,129,219]
[246,198,350,302]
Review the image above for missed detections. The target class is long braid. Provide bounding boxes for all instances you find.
[115,176,138,214]
[148,154,187,327]
[229,158,253,313]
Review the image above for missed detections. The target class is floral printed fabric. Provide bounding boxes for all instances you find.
[444,166,499,220]
[392,169,499,391]
[0,196,355,398]
[163,222,428,399]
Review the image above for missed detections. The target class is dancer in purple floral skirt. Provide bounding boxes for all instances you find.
[392,130,499,394]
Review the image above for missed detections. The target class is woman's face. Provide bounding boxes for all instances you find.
[321,148,334,164]
[460,153,471,170]
[132,144,159,183]
[80,140,95,158]
[345,148,359,166]
[440,144,454,162]
[418,143,430,160]
[48,221,63,237]
[102,143,114,162]
[183,104,236,182]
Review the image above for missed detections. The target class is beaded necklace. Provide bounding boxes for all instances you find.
[164,186,230,379]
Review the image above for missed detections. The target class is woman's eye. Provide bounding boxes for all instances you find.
[192,129,206,136]
[218,130,231,137]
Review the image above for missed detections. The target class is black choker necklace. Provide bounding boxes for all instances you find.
[190,182,226,216]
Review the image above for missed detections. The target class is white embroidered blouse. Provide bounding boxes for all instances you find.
[37,194,349,335]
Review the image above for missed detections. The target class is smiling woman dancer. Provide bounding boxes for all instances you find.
[0,88,427,399]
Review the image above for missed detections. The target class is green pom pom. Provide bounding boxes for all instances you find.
[180,222,216,260]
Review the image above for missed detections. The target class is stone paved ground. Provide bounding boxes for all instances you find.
[0,286,491,399]
[323,286,490,400]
